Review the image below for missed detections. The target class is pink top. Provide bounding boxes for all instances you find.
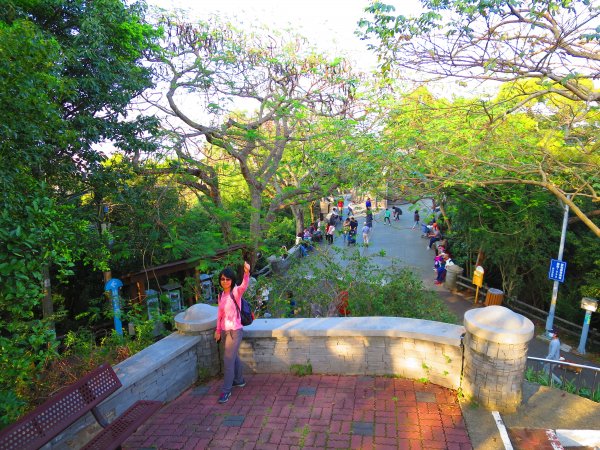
[216,271,249,333]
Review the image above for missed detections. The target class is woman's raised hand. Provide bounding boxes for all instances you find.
[244,261,251,273]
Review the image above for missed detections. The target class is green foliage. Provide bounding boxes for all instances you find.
[85,162,200,274]
[0,1,161,427]
[0,321,59,427]
[524,367,600,403]
[2,0,599,432]
[0,301,171,428]
[359,0,600,242]
[295,424,311,447]
[290,361,313,377]
[262,248,457,323]
[152,15,362,261]
[442,183,599,330]
[443,186,558,297]
[263,217,296,254]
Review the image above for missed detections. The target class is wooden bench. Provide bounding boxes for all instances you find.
[0,363,161,450]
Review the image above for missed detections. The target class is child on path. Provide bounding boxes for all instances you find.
[434,253,452,285]
[412,210,420,229]
[384,208,391,224]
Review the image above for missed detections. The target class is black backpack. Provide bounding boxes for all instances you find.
[231,292,254,326]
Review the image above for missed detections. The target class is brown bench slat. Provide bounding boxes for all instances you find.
[0,364,120,450]
[82,400,162,450]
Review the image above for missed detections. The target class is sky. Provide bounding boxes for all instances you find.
[146,0,425,72]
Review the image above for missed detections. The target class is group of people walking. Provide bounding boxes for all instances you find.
[294,197,448,253]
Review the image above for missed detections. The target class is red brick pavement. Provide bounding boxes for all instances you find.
[124,374,472,450]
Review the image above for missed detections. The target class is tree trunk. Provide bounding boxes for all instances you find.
[438,202,451,232]
[290,204,305,234]
[248,189,263,269]
[475,248,486,269]
[309,201,317,224]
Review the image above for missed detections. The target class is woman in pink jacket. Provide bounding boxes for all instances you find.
[214,261,250,403]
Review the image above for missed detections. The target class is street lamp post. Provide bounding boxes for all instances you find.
[577,297,598,355]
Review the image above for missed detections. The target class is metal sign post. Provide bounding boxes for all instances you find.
[545,197,570,335]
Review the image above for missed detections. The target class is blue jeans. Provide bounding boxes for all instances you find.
[221,329,244,394]
[428,237,440,248]
[436,267,446,282]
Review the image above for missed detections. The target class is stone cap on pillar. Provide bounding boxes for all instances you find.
[464,305,534,344]
[445,265,463,274]
[175,303,218,333]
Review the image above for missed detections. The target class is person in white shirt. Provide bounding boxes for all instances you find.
[362,223,370,246]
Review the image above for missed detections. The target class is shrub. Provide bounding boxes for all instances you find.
[258,247,458,324]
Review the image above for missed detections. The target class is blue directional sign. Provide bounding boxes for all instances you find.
[548,259,567,283]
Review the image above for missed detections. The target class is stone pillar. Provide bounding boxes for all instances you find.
[444,265,463,291]
[175,303,220,376]
[462,305,534,413]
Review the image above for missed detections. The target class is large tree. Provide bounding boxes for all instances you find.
[144,16,361,263]
[359,0,600,237]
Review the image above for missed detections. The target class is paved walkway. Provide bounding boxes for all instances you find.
[124,373,471,450]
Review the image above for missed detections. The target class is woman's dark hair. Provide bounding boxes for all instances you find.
[218,267,237,287]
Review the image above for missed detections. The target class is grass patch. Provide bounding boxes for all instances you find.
[291,361,313,377]
[525,367,599,403]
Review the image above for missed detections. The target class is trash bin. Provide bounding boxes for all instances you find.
[444,265,463,291]
[485,288,504,306]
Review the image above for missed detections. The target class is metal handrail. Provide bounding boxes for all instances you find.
[527,356,600,395]
[527,356,600,373]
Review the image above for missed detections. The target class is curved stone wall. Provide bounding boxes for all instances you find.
[49,304,534,447]
[175,305,465,390]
